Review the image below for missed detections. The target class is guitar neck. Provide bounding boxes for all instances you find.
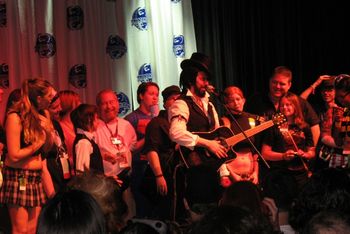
[225,120,274,147]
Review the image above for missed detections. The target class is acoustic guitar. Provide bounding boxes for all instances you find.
[179,113,286,167]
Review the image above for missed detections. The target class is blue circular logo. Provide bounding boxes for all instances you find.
[131,7,148,31]
[0,63,9,89]
[35,33,56,58]
[117,92,130,116]
[137,63,152,83]
[173,35,185,57]
[69,64,87,88]
[67,5,84,30]
[106,35,127,59]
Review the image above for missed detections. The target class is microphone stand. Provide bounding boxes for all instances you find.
[209,90,270,169]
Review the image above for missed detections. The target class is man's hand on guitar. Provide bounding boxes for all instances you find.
[207,139,228,158]
[197,137,227,158]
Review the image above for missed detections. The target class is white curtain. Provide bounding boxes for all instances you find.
[0,0,197,121]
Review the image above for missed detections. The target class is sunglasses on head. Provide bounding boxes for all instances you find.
[49,93,59,106]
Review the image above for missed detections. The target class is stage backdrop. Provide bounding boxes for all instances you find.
[0,0,197,121]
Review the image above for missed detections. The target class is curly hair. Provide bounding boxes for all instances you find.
[9,78,53,145]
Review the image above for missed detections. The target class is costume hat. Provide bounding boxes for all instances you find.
[180,52,212,75]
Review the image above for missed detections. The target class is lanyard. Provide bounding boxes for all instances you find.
[105,120,118,137]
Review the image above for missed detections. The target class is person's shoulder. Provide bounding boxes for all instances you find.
[168,98,188,111]
[118,117,137,135]
[124,110,139,123]
[94,118,106,130]
[118,117,133,126]
[124,111,134,119]
[6,111,21,122]
[149,111,168,124]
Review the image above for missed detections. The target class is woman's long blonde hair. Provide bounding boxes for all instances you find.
[10,78,53,144]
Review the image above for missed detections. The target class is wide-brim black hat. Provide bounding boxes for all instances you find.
[180,52,212,75]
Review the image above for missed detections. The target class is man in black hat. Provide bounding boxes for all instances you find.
[168,52,227,161]
[168,52,227,213]
[142,85,181,220]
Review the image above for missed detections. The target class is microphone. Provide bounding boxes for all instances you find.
[206,85,221,97]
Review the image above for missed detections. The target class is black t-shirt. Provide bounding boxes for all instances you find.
[262,124,314,169]
[222,113,258,151]
[245,92,320,127]
[143,110,177,176]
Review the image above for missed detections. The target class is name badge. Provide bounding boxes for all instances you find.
[19,176,27,191]
[60,157,71,179]
[111,137,121,145]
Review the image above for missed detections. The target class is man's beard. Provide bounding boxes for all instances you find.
[194,85,206,98]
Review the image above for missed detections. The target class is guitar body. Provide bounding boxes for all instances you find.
[180,126,237,168]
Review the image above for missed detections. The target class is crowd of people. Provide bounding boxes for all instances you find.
[0,52,350,234]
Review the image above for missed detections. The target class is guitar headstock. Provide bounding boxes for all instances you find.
[272,113,287,127]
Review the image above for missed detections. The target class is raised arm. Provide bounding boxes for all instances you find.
[300,75,332,100]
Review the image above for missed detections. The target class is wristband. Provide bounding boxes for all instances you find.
[155,174,163,178]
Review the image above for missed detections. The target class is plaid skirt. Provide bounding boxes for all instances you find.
[0,167,47,207]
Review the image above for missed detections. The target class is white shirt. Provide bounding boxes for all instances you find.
[168,90,220,149]
[75,128,95,173]
[94,118,137,176]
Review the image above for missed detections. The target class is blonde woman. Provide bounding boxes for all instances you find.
[0,78,56,234]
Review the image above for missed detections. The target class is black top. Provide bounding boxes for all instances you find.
[222,112,258,152]
[46,120,71,192]
[245,92,320,127]
[143,110,178,176]
[263,124,314,170]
